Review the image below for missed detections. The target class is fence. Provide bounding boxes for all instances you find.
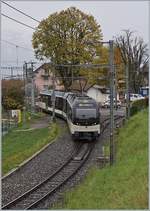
[2,119,18,136]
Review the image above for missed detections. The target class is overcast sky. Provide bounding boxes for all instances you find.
[1,0,149,69]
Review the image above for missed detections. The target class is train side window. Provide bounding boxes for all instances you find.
[55,97,59,109]
[48,96,52,107]
[57,97,63,110]
[43,96,48,104]
[63,99,67,113]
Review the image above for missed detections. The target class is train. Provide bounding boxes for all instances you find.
[37,90,101,140]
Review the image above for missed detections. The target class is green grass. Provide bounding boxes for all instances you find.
[54,109,148,209]
[18,111,45,129]
[2,123,59,175]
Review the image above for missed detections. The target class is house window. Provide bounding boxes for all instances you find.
[43,75,49,80]
[43,85,48,90]
[44,69,49,75]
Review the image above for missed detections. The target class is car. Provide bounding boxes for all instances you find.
[125,93,145,102]
[139,86,149,97]
[102,99,121,108]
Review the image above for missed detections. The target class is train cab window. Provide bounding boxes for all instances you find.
[76,108,96,119]
[67,103,72,120]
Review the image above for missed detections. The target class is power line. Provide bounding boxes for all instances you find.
[1,1,40,23]
[1,60,29,64]
[1,40,34,52]
[1,13,36,30]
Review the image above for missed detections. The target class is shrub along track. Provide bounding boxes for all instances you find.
[2,115,125,209]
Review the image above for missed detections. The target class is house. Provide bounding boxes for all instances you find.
[68,78,92,93]
[86,85,119,104]
[33,63,64,93]
[69,81,119,104]
[86,85,110,104]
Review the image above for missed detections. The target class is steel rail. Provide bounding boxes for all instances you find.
[2,143,83,210]
[2,115,124,210]
[26,142,95,210]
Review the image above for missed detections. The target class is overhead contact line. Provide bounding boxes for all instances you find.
[1,13,36,30]
[1,1,40,23]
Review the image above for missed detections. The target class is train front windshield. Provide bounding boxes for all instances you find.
[76,108,96,119]
[74,102,99,125]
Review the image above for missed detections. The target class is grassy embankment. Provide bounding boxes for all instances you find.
[55,109,148,209]
[2,112,59,175]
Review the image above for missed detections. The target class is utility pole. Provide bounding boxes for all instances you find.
[71,65,73,85]
[11,67,13,79]
[51,64,56,122]
[114,66,118,110]
[23,62,27,108]
[23,62,27,125]
[125,64,130,119]
[16,45,18,66]
[109,40,115,166]
[31,61,35,113]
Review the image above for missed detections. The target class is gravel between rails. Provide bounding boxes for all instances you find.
[35,114,124,209]
[31,130,105,209]
[2,118,77,206]
[2,112,125,209]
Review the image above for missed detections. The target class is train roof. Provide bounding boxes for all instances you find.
[67,93,96,106]
[40,90,66,97]
[40,90,97,105]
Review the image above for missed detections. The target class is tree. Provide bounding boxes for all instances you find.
[114,30,149,93]
[79,46,125,90]
[2,79,24,110]
[32,7,103,90]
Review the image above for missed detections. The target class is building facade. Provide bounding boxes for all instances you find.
[33,63,64,93]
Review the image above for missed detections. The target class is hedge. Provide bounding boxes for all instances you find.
[130,97,148,116]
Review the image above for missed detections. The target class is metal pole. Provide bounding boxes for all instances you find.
[109,40,115,166]
[71,65,73,85]
[114,66,117,110]
[125,64,130,119]
[51,64,56,122]
[16,45,18,66]
[31,62,35,113]
[11,67,13,78]
[23,62,27,125]
[23,62,27,106]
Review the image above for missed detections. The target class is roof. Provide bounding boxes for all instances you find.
[87,84,110,94]
[40,90,66,97]
[34,63,51,74]
[69,80,94,92]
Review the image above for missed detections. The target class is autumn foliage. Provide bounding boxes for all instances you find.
[32,7,103,90]
[2,79,24,110]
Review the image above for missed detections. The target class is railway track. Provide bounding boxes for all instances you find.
[2,142,94,210]
[101,114,125,133]
[2,114,125,209]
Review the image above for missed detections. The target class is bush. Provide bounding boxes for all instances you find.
[130,98,148,116]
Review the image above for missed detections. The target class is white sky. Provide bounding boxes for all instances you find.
[1,0,149,68]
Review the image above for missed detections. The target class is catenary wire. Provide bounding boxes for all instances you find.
[1,0,40,23]
[1,40,34,52]
[1,13,36,30]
